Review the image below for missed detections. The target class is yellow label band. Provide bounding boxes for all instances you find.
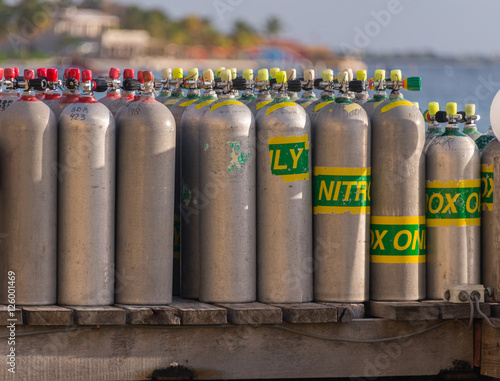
[380,100,414,113]
[371,255,426,264]
[210,100,244,112]
[371,216,425,225]
[164,98,181,105]
[314,101,334,112]
[482,164,493,173]
[426,179,481,188]
[300,101,313,109]
[314,167,370,176]
[179,99,198,107]
[268,134,309,149]
[314,206,370,214]
[265,102,296,116]
[256,100,272,110]
[195,99,216,110]
[426,218,480,227]
[344,103,362,113]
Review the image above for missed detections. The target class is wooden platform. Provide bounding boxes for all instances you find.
[0,299,497,380]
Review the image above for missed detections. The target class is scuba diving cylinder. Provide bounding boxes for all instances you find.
[362,70,388,117]
[313,71,370,302]
[180,69,218,299]
[426,102,481,300]
[481,135,500,301]
[256,70,313,303]
[107,68,136,118]
[423,102,445,151]
[198,69,256,303]
[156,68,173,104]
[0,75,57,305]
[476,126,495,153]
[162,67,185,107]
[461,104,483,142]
[0,68,20,117]
[245,69,273,116]
[295,69,317,107]
[42,68,62,110]
[304,69,335,123]
[51,68,81,119]
[370,69,426,301]
[115,71,176,305]
[98,67,121,108]
[286,68,299,100]
[165,68,201,295]
[239,69,256,103]
[58,70,116,306]
[353,70,369,105]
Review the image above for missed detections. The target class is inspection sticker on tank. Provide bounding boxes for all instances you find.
[227,141,250,172]
[426,179,481,226]
[481,164,493,211]
[313,167,370,214]
[380,100,414,113]
[268,135,309,182]
[370,216,426,264]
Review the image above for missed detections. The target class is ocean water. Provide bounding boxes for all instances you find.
[363,57,500,133]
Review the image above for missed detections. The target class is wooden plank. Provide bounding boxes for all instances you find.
[70,306,126,326]
[0,305,23,325]
[481,318,500,378]
[273,303,337,323]
[216,302,282,325]
[0,318,473,380]
[22,306,73,326]
[368,301,440,321]
[168,297,226,325]
[428,301,491,319]
[116,305,180,325]
[320,303,365,322]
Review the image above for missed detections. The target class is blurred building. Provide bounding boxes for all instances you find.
[54,7,119,39]
[100,29,150,58]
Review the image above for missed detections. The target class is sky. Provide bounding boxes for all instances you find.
[113,0,500,57]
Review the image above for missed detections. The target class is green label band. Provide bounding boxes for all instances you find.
[370,216,426,264]
[482,164,493,211]
[426,180,481,226]
[268,135,310,182]
[313,167,370,214]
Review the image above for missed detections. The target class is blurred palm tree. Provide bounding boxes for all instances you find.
[265,16,282,37]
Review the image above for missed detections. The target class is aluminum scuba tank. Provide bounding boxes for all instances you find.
[0,68,20,117]
[98,67,121,108]
[370,69,426,301]
[461,104,483,142]
[180,69,218,299]
[239,69,256,103]
[423,102,445,151]
[426,102,481,300]
[0,75,57,305]
[245,68,273,116]
[42,68,62,110]
[294,69,317,107]
[304,69,335,124]
[353,70,369,105]
[362,69,388,117]
[198,69,256,302]
[116,71,176,304]
[155,68,173,104]
[165,68,201,295]
[313,71,370,302]
[481,136,500,301]
[58,70,116,306]
[256,70,313,303]
[107,68,136,118]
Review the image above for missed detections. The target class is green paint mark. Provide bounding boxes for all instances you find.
[481,167,493,211]
[204,144,209,150]
[182,183,192,206]
[227,141,250,172]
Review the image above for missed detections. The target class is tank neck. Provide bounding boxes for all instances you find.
[320,91,335,101]
[389,90,404,100]
[187,89,201,99]
[257,90,272,100]
[218,93,236,100]
[20,91,38,100]
[301,90,316,99]
[443,124,466,136]
[171,89,184,98]
[463,123,478,131]
[272,93,291,103]
[201,90,218,100]
[355,91,369,100]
